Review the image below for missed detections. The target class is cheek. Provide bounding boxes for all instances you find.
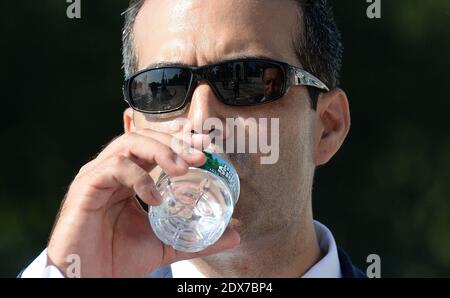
[277,94,314,151]
[225,93,310,148]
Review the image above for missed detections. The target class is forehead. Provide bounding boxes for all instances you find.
[133,0,301,70]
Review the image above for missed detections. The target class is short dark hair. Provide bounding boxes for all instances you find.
[122,0,343,90]
[293,0,343,89]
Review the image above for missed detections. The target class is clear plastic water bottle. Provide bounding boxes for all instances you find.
[149,152,240,253]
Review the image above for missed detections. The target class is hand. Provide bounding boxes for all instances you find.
[47,129,240,277]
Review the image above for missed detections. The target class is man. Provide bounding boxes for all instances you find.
[260,66,284,103]
[20,0,365,277]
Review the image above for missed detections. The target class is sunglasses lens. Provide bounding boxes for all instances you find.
[211,61,285,105]
[129,68,191,112]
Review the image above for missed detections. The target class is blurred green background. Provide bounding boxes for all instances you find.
[1,0,449,277]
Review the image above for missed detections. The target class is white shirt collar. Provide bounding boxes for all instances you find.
[302,220,342,278]
[171,220,342,278]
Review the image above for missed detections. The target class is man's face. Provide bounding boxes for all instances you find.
[130,0,316,245]
[262,67,283,100]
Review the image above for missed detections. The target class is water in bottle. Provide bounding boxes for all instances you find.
[149,152,240,252]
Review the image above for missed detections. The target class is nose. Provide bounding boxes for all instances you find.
[184,80,227,149]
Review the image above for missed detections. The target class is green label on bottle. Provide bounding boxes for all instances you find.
[200,152,240,203]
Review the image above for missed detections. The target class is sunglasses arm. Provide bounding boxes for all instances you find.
[288,66,330,92]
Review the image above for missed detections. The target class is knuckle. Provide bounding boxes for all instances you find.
[102,135,122,151]
[109,155,128,167]
[154,140,167,151]
[74,160,96,180]
[122,131,137,141]
[136,128,155,135]
[158,145,174,159]
[77,163,91,176]
[170,137,184,151]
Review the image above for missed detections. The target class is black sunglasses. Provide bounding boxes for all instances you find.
[123,58,329,115]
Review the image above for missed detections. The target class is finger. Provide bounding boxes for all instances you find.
[133,129,206,167]
[76,155,163,209]
[77,130,206,180]
[96,133,191,177]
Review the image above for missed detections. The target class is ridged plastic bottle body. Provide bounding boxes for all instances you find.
[149,153,240,252]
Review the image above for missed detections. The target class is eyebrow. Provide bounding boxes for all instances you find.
[143,54,280,70]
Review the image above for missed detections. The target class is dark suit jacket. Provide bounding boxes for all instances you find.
[337,247,367,278]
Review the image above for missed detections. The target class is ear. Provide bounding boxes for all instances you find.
[313,88,351,166]
[123,107,136,133]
